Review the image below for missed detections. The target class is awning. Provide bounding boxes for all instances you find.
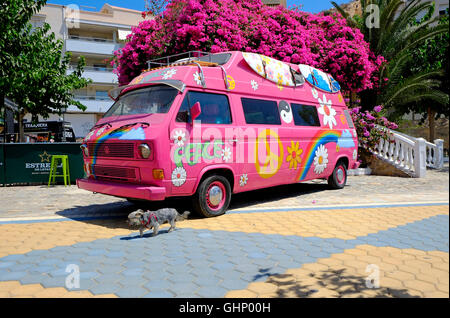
[108,79,186,101]
[118,29,132,41]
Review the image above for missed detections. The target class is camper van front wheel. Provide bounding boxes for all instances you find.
[328,161,348,189]
[193,175,231,218]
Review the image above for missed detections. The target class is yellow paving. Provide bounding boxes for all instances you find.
[0,281,117,298]
[0,219,134,258]
[225,247,449,298]
[0,205,447,258]
[178,205,449,239]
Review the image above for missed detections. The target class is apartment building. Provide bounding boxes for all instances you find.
[261,0,287,7]
[30,3,144,138]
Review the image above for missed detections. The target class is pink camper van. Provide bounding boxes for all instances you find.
[77,51,359,217]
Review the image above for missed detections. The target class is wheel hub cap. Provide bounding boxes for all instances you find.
[337,168,344,182]
[208,185,223,206]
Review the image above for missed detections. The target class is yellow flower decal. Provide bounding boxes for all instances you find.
[261,56,271,64]
[286,141,303,169]
[256,64,263,74]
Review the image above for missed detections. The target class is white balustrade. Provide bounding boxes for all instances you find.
[371,126,444,178]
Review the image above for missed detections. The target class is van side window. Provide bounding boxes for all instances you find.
[241,98,281,125]
[343,109,354,128]
[291,103,321,127]
[176,91,232,124]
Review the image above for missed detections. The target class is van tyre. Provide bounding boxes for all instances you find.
[328,161,347,189]
[193,175,231,217]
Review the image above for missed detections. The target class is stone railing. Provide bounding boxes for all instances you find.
[372,127,444,178]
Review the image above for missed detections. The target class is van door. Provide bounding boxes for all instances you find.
[169,90,238,195]
[238,97,291,191]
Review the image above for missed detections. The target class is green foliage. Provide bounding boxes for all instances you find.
[332,0,449,115]
[0,0,91,120]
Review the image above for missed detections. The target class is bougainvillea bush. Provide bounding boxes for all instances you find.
[113,0,385,91]
[350,105,399,164]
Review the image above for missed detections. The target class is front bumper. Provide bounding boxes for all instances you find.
[77,178,166,201]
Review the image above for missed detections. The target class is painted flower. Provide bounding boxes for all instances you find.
[353,149,358,160]
[311,87,319,99]
[84,130,95,142]
[96,126,107,137]
[221,146,232,162]
[171,167,187,187]
[286,141,303,169]
[318,94,337,129]
[251,80,259,90]
[162,68,177,79]
[313,144,329,175]
[193,71,202,85]
[256,64,263,74]
[239,174,248,187]
[173,130,186,147]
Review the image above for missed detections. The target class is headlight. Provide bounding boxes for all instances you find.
[138,143,151,159]
[80,144,89,157]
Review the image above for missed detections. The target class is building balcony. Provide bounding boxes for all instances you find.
[65,36,122,56]
[67,65,118,84]
[67,95,114,113]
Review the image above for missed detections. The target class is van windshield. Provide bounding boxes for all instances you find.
[103,85,178,118]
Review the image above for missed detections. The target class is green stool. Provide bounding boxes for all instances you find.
[48,155,70,187]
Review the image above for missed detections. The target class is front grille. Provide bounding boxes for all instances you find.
[92,165,137,180]
[88,142,134,158]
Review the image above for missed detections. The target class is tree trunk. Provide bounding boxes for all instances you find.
[427,106,436,142]
[17,111,26,143]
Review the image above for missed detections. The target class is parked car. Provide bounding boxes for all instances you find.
[77,51,359,217]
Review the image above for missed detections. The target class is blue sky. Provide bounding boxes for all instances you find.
[47,0,349,14]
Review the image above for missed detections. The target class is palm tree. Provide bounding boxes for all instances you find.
[331,0,449,123]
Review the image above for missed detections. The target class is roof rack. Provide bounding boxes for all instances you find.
[146,51,213,70]
[144,51,232,90]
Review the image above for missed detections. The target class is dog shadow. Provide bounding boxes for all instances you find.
[120,229,172,240]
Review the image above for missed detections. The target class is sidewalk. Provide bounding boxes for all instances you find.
[1,164,448,220]
[0,165,448,298]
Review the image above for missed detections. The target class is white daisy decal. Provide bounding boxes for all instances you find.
[313,144,329,175]
[353,149,358,160]
[162,68,177,79]
[251,80,258,91]
[311,87,319,99]
[239,174,248,187]
[96,126,107,137]
[318,94,337,129]
[171,167,187,187]
[172,130,186,147]
[221,146,232,162]
[84,130,95,142]
[193,71,203,86]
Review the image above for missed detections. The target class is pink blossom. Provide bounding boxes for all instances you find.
[113,0,384,91]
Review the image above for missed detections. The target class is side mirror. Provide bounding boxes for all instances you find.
[190,102,201,124]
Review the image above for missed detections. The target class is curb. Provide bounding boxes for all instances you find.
[348,168,372,176]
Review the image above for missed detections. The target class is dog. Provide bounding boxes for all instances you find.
[127,208,190,237]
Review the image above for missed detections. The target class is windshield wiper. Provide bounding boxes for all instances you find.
[110,122,150,134]
[92,122,112,130]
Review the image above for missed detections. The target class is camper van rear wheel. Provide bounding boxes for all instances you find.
[194,175,231,217]
[328,161,347,189]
